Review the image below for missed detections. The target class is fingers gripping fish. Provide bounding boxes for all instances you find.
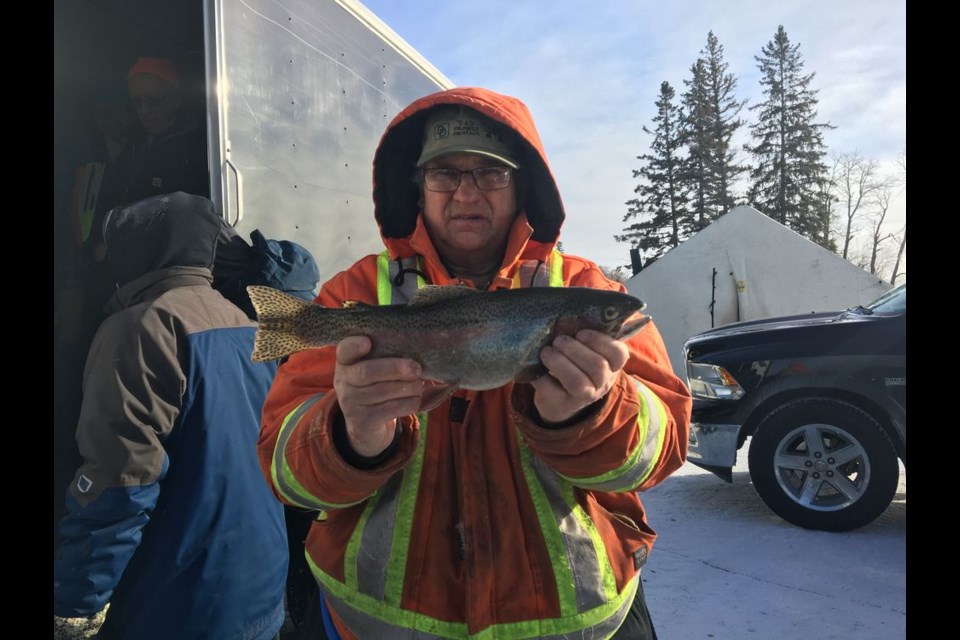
[246,284,650,391]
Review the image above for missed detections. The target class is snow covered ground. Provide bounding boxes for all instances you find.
[639,446,906,640]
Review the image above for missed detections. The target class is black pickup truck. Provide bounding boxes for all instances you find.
[683,283,906,531]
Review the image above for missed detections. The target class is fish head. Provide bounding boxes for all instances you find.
[555,288,649,340]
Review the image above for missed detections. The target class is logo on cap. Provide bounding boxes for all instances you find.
[417,107,519,168]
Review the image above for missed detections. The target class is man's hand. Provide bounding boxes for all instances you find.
[334,336,424,457]
[530,329,630,425]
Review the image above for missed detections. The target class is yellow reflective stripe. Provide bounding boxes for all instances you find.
[314,553,636,639]
[376,252,392,305]
[385,413,426,603]
[79,209,95,242]
[378,251,424,304]
[549,249,565,286]
[271,396,366,510]
[558,378,668,492]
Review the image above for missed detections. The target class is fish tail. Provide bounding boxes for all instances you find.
[246,285,316,362]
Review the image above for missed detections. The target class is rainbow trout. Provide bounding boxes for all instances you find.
[246,284,649,390]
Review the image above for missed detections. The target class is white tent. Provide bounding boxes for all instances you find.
[625,205,891,378]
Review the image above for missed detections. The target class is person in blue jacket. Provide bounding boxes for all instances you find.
[54,192,289,640]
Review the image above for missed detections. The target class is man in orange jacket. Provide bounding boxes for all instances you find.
[257,87,692,639]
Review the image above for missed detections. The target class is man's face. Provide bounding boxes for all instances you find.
[421,153,518,263]
[128,74,180,135]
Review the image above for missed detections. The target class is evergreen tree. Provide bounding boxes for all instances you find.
[681,59,712,231]
[745,26,834,244]
[700,31,748,217]
[681,32,748,232]
[617,81,690,261]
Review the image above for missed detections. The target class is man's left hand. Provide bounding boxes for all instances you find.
[530,329,629,424]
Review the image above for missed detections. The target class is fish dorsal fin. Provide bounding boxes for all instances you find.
[408,284,478,306]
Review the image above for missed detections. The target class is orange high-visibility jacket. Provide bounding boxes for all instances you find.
[258,87,692,639]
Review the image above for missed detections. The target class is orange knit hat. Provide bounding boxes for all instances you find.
[127,57,179,87]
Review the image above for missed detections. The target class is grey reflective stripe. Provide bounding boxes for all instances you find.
[355,473,403,599]
[516,259,552,288]
[530,453,607,612]
[563,378,668,492]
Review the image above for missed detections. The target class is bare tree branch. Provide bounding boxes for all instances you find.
[831,152,881,260]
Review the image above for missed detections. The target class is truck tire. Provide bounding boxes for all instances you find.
[747,397,899,532]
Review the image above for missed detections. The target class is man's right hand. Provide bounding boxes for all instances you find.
[334,336,424,458]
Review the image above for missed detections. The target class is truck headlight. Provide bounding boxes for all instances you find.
[686,363,744,400]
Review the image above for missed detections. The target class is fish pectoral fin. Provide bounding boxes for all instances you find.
[418,382,457,413]
[408,284,478,306]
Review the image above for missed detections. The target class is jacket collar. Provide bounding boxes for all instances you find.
[105,266,213,314]
[387,211,553,288]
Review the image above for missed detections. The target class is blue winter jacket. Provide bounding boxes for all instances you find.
[54,193,288,640]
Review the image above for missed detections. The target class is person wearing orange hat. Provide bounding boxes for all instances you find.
[78,56,210,338]
[89,56,209,245]
[127,57,182,136]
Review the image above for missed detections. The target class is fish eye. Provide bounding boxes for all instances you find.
[603,306,619,321]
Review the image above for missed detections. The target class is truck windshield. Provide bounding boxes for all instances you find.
[866,284,906,315]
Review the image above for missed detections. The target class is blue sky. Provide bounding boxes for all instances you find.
[359,0,906,271]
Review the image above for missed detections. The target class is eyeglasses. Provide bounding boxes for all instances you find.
[131,94,171,110]
[420,166,514,192]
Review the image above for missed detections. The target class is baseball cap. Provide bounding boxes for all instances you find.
[416,106,518,169]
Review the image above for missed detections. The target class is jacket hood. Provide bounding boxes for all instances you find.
[373,87,565,251]
[103,191,221,287]
[212,223,321,320]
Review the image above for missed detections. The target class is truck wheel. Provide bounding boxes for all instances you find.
[747,398,899,532]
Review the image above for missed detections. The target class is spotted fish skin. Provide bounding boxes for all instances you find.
[246,284,649,389]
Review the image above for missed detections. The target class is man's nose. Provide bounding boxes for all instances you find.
[452,172,482,199]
